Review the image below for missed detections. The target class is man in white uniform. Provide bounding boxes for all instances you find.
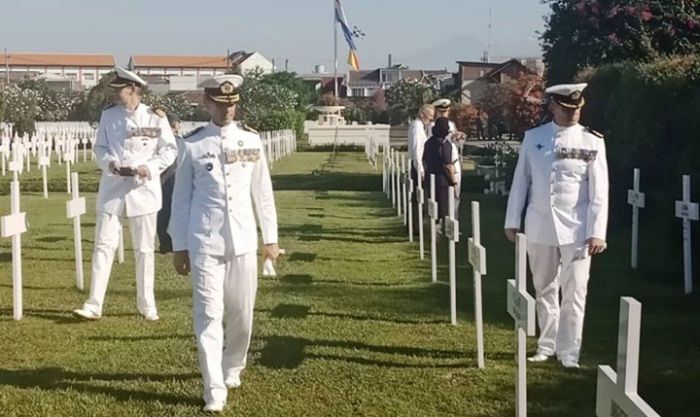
[504,83,608,368]
[407,104,434,231]
[74,66,177,321]
[169,74,279,413]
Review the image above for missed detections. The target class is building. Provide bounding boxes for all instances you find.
[457,59,536,104]
[345,65,453,98]
[128,52,274,92]
[0,52,115,90]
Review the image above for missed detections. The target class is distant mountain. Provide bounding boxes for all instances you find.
[399,35,487,70]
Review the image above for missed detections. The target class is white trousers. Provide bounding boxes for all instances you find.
[527,241,591,362]
[83,212,157,316]
[190,251,258,404]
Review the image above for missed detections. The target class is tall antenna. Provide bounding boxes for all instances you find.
[487,6,492,63]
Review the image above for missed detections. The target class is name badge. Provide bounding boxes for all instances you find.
[556,147,597,162]
[224,148,261,164]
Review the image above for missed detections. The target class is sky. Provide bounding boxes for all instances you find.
[0,0,551,73]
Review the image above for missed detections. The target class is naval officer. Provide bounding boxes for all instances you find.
[168,74,279,413]
[504,83,608,368]
[74,66,177,321]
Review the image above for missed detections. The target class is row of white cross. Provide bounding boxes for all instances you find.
[382,148,662,416]
[628,168,698,294]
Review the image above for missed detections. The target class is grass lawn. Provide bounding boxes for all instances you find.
[0,152,697,416]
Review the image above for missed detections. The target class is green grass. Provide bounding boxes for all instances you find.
[0,152,698,416]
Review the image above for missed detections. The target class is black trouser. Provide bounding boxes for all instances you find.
[156,164,176,253]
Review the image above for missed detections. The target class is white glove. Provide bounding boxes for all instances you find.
[262,258,276,277]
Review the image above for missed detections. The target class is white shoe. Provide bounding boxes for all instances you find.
[527,353,551,362]
[224,374,241,389]
[202,401,225,413]
[73,309,101,320]
[142,313,159,321]
[561,359,580,369]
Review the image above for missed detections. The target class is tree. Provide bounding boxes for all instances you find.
[503,74,545,138]
[73,72,116,122]
[450,103,479,138]
[239,70,304,137]
[385,79,439,125]
[542,0,700,83]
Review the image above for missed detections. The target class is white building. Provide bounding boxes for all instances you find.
[0,52,115,89]
[228,51,274,75]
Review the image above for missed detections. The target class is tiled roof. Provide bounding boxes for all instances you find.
[0,53,115,67]
[131,55,229,69]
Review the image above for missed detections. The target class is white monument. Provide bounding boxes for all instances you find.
[627,168,645,269]
[428,174,438,283]
[445,187,459,326]
[67,172,87,290]
[675,174,697,294]
[468,201,487,369]
[507,233,536,417]
[596,297,660,417]
[1,158,28,320]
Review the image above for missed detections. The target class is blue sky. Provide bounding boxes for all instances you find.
[1,0,550,73]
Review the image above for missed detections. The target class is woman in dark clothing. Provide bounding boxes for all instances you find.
[422,117,458,223]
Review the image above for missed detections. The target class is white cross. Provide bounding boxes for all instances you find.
[382,145,388,196]
[396,152,402,218]
[38,145,51,199]
[507,233,536,417]
[66,172,87,290]
[429,174,438,284]
[627,169,645,269]
[596,297,660,417]
[1,178,27,320]
[81,136,88,162]
[417,173,425,260]
[446,186,459,326]
[407,160,414,243]
[402,154,408,226]
[391,149,397,207]
[468,201,487,369]
[675,175,697,294]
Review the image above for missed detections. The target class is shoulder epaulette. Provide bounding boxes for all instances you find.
[240,123,258,134]
[585,126,604,139]
[183,126,204,139]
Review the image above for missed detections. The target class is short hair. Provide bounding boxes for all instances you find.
[418,104,435,118]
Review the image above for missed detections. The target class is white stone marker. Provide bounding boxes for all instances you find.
[402,155,408,226]
[507,233,536,417]
[396,152,402,218]
[445,187,459,326]
[428,174,438,283]
[1,164,28,320]
[66,172,86,290]
[468,201,487,369]
[627,169,645,269]
[407,159,414,243]
[417,175,425,260]
[382,146,388,196]
[675,175,697,294]
[596,297,660,417]
[391,149,397,207]
[81,137,88,162]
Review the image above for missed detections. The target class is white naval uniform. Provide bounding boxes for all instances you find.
[407,119,428,177]
[83,103,177,316]
[168,122,278,405]
[504,121,608,362]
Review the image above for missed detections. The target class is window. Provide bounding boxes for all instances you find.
[65,73,77,80]
[83,73,95,80]
[351,88,365,97]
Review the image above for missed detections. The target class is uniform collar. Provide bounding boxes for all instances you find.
[207,121,238,138]
[552,121,580,133]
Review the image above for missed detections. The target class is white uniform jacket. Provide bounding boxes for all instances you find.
[504,122,608,246]
[168,122,278,256]
[94,103,177,217]
[407,119,427,175]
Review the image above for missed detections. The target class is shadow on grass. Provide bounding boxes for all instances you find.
[257,335,470,370]
[260,303,448,325]
[272,173,380,192]
[0,367,200,407]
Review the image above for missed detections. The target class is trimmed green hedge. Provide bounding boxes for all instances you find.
[580,55,700,236]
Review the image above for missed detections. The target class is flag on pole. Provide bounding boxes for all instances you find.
[335,0,360,70]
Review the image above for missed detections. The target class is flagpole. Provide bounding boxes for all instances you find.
[334,0,339,97]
